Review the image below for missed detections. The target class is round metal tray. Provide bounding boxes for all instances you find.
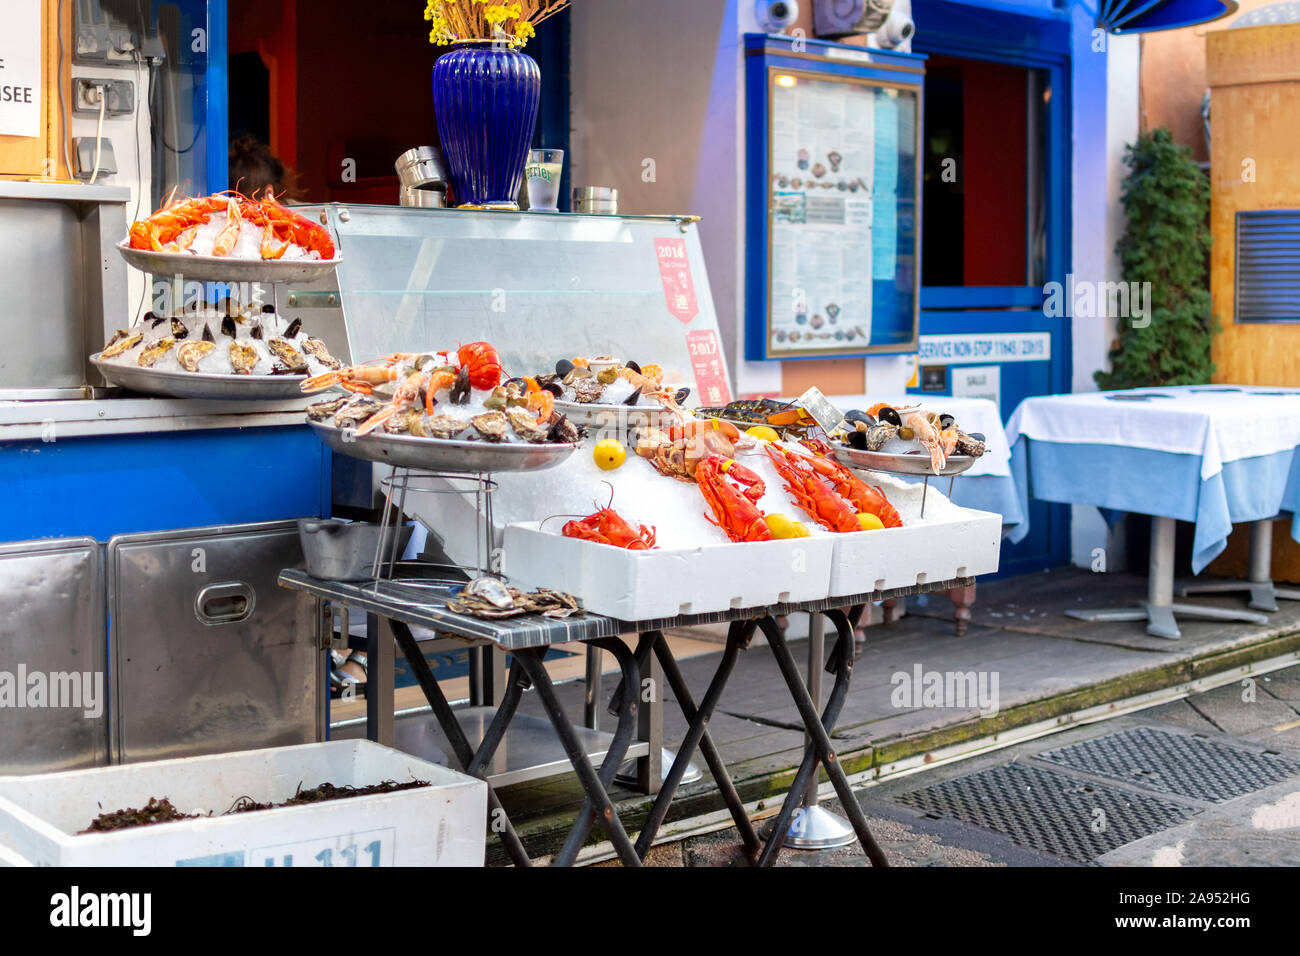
[116,241,341,283]
[832,445,979,478]
[552,399,679,429]
[310,422,578,473]
[91,354,309,400]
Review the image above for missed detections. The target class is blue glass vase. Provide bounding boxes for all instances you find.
[432,42,541,209]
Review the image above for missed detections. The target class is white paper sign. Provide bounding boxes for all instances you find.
[0,0,42,139]
[952,364,1001,407]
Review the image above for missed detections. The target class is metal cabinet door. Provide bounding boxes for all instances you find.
[108,520,323,763]
[0,537,108,773]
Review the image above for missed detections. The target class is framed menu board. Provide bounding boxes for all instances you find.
[744,35,923,360]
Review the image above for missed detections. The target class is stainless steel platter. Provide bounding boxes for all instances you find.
[553,399,678,430]
[311,422,578,473]
[91,354,309,400]
[832,445,979,478]
[116,242,342,283]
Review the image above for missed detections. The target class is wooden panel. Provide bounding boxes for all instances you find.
[1206,519,1300,585]
[781,357,865,396]
[1207,25,1300,386]
[0,0,71,180]
[1207,22,1300,88]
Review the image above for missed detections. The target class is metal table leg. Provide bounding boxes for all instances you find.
[779,612,855,850]
[633,621,756,860]
[365,613,395,747]
[1178,517,1300,612]
[513,648,643,867]
[756,611,888,867]
[651,628,762,860]
[386,620,532,867]
[552,635,649,866]
[1065,515,1269,639]
[613,633,698,791]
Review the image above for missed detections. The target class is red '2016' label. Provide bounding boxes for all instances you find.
[655,238,699,324]
[685,329,731,407]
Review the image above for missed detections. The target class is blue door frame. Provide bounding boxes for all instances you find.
[909,0,1074,576]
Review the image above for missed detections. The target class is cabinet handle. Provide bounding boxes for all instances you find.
[194,582,256,625]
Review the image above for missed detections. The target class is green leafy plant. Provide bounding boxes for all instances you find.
[1096,127,1216,389]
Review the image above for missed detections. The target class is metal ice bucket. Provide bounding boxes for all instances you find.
[298,519,414,581]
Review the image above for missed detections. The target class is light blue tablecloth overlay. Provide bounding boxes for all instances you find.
[895,473,1027,542]
[1010,437,1300,573]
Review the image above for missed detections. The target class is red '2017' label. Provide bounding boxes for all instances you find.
[685,329,731,407]
[655,238,699,324]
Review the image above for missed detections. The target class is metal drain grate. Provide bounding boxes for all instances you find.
[1038,727,1300,804]
[895,763,1195,863]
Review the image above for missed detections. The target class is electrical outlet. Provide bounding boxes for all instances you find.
[73,78,135,116]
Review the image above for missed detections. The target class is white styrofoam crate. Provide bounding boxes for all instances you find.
[503,521,835,620]
[828,506,1003,597]
[0,740,485,867]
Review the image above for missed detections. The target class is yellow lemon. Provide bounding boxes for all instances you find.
[746,425,780,442]
[764,513,811,539]
[593,438,626,470]
[857,512,885,531]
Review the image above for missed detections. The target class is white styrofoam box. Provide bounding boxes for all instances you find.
[828,506,1003,597]
[503,521,835,620]
[0,740,485,867]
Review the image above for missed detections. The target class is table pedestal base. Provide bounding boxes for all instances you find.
[764,804,857,850]
[1177,518,1300,612]
[1066,600,1269,641]
[1067,516,1270,640]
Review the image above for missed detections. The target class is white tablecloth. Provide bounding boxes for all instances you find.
[1005,386,1300,481]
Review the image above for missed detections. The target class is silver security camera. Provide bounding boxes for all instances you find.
[757,0,801,32]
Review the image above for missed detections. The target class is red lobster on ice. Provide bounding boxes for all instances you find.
[799,438,903,528]
[695,455,773,543]
[764,444,863,533]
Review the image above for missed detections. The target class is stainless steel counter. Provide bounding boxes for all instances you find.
[0,396,311,441]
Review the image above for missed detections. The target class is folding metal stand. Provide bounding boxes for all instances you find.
[1178,517,1300,612]
[388,619,648,867]
[1065,515,1269,640]
[634,609,888,866]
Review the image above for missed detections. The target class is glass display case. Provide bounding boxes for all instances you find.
[296,205,734,406]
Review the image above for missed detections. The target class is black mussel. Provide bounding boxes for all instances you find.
[939,413,956,430]
[170,318,189,340]
[878,406,902,427]
[542,381,564,398]
[555,358,576,377]
[450,365,472,405]
[675,387,691,404]
[968,432,986,443]
[221,315,237,339]
[249,322,264,340]
[503,376,529,390]
[262,303,276,314]
[201,323,215,343]
[847,430,870,450]
[283,317,303,339]
[151,313,168,328]
[625,360,641,374]
[844,408,875,427]
[623,386,643,407]
[142,311,157,325]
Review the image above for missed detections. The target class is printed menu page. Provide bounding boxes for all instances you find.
[768,72,878,355]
